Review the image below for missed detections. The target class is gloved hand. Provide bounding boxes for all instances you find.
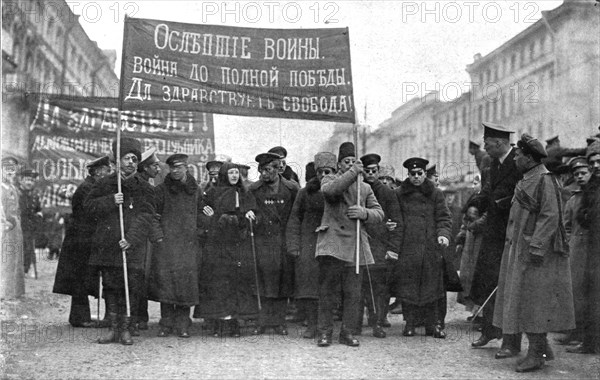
[385,251,398,260]
[347,205,367,220]
[437,236,449,247]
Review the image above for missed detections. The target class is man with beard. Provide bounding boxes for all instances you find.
[493,134,574,372]
[567,139,600,354]
[471,122,522,358]
[249,152,299,335]
[315,142,384,347]
[358,153,402,338]
[85,137,155,345]
[53,156,111,327]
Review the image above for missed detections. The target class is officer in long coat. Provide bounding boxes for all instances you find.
[471,122,522,353]
[85,137,155,346]
[359,153,402,338]
[493,134,575,372]
[314,144,384,348]
[286,158,329,339]
[149,154,201,338]
[18,169,41,277]
[249,152,299,335]
[53,156,111,327]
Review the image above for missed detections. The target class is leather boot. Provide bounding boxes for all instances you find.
[302,302,317,339]
[339,329,360,347]
[495,334,521,359]
[516,333,545,372]
[129,316,140,337]
[229,320,241,338]
[98,312,119,344]
[543,335,554,361]
[120,316,134,345]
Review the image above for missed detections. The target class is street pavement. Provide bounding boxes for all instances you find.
[1,252,598,379]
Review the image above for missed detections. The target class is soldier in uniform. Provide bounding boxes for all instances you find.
[377,164,397,190]
[359,153,402,338]
[18,169,42,278]
[493,134,575,372]
[542,135,586,174]
[471,122,522,358]
[248,152,299,335]
[53,156,111,327]
[567,140,600,354]
[315,143,384,347]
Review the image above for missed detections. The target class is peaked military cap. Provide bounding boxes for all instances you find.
[360,153,381,167]
[483,122,514,140]
[426,163,438,176]
[469,141,481,149]
[86,156,110,169]
[268,146,288,159]
[166,153,189,166]
[567,156,588,171]
[545,135,559,145]
[403,157,429,171]
[255,152,281,167]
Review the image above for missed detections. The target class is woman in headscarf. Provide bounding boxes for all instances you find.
[197,162,258,337]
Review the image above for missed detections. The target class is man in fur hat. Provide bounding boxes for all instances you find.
[314,142,384,347]
[85,137,156,345]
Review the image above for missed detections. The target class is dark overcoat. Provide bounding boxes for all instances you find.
[148,174,201,306]
[470,148,522,305]
[365,179,402,269]
[197,183,258,319]
[85,173,154,269]
[53,176,99,296]
[393,178,452,306]
[576,175,600,341]
[285,177,324,299]
[249,175,299,298]
[493,165,575,333]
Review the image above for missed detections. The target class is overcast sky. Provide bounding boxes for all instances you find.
[71,0,563,173]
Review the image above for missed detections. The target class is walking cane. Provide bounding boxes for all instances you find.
[363,250,377,316]
[98,271,103,325]
[470,286,498,322]
[248,219,262,311]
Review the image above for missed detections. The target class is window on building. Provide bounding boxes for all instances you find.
[511,54,516,72]
[540,35,546,56]
[493,101,497,122]
[445,114,450,134]
[486,69,491,84]
[479,72,483,85]
[529,42,535,61]
[501,94,506,119]
[485,102,490,122]
[460,138,465,162]
[453,110,457,131]
[520,46,526,67]
[478,104,483,126]
[549,68,555,88]
[462,107,467,128]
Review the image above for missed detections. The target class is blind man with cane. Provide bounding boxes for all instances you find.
[314,143,384,347]
[85,137,155,345]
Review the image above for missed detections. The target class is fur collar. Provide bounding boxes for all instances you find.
[164,174,198,195]
[399,177,435,197]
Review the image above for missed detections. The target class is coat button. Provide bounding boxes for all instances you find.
[341,225,345,229]
[237,261,242,267]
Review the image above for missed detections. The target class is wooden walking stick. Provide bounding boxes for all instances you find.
[470,286,498,322]
[97,271,103,324]
[248,219,262,311]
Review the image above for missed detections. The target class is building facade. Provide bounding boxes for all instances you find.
[324,0,599,183]
[2,0,119,161]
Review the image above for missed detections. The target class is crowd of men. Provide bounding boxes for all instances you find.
[2,122,599,374]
